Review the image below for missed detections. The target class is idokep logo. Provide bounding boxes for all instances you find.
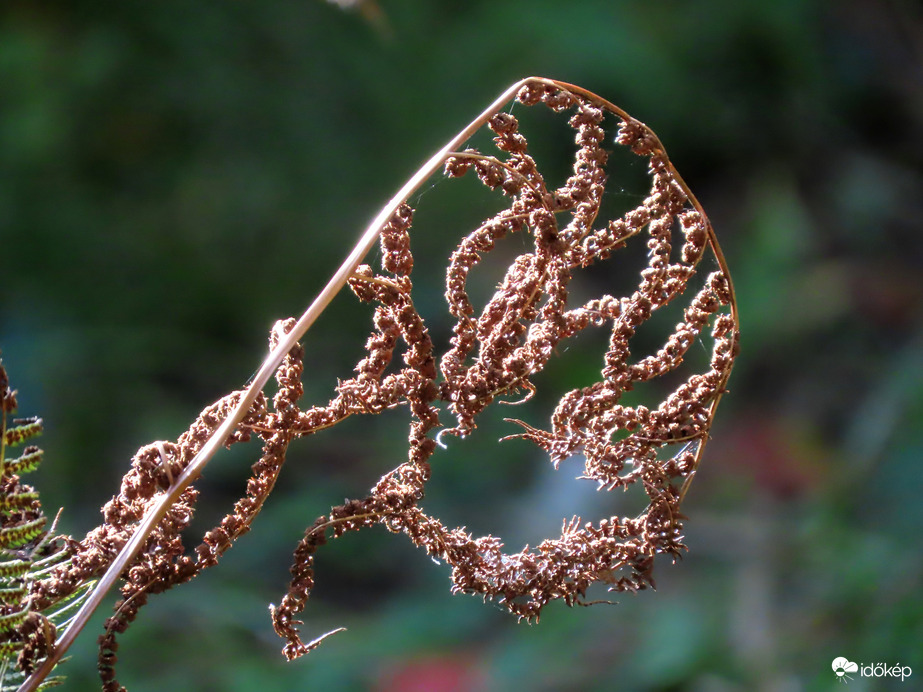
[832,658,858,683]
[832,657,913,684]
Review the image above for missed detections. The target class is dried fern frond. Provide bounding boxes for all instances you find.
[0,361,93,691]
[19,77,739,692]
[270,77,740,656]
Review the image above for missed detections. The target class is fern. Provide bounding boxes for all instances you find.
[0,361,93,691]
[11,78,740,691]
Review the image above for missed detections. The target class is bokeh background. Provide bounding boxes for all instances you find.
[1,1,921,690]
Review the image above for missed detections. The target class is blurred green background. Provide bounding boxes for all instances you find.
[1,1,921,690]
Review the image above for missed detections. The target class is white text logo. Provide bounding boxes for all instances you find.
[832,657,912,684]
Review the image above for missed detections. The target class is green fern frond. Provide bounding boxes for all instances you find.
[0,360,93,691]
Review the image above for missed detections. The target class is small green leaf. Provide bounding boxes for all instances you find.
[4,447,43,476]
[0,517,47,549]
[0,605,29,633]
[0,640,21,656]
[0,588,26,606]
[0,491,39,513]
[0,560,29,579]
[3,418,42,448]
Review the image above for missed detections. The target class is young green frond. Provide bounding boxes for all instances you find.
[0,362,94,691]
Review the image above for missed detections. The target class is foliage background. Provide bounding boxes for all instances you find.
[1,1,921,690]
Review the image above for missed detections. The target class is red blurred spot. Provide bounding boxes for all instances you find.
[711,414,829,498]
[377,654,486,692]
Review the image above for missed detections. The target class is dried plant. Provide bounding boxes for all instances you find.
[11,77,739,692]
